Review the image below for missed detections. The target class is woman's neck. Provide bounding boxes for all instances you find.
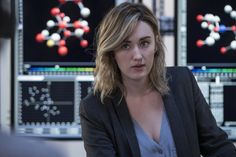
[123,77,153,97]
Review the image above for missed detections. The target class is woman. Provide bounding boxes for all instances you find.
[79,2,236,157]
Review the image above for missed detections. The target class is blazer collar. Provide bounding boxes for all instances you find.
[163,92,192,157]
[111,89,141,157]
[111,89,192,157]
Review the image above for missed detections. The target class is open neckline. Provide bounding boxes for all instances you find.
[132,111,166,145]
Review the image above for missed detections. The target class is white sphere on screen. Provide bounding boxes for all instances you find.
[63,16,71,22]
[230,11,236,19]
[206,36,215,46]
[210,32,220,40]
[205,14,214,22]
[230,40,236,49]
[208,24,215,31]
[201,22,208,29]
[224,5,232,13]
[41,30,49,36]
[47,20,55,27]
[214,16,220,22]
[75,28,84,37]
[51,33,61,41]
[81,20,88,26]
[81,8,90,17]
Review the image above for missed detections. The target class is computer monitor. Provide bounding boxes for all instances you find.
[12,0,115,139]
[13,0,115,75]
[176,0,236,140]
[176,0,236,69]
[14,75,94,139]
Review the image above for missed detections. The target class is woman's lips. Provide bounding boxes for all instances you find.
[131,64,145,70]
[132,64,144,68]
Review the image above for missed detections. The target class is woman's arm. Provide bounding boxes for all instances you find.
[79,98,117,157]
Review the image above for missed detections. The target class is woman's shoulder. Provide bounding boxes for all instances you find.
[166,66,190,75]
[79,90,117,124]
[79,91,105,122]
[166,66,195,86]
[166,66,193,78]
[80,90,114,112]
[82,91,99,103]
[80,91,102,110]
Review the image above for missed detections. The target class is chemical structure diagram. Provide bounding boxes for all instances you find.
[35,0,91,56]
[196,5,236,54]
[22,85,60,121]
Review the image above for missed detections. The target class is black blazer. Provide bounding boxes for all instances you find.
[80,67,236,157]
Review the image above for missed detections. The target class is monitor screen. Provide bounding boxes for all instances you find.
[20,81,75,124]
[176,0,236,140]
[176,0,236,68]
[15,0,115,74]
[224,85,236,123]
[15,77,94,138]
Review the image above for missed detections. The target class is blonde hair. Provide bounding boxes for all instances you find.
[94,2,169,102]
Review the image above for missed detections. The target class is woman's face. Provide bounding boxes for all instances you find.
[114,21,156,83]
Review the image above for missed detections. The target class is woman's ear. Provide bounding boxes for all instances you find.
[155,35,159,50]
[154,35,161,55]
[154,50,158,56]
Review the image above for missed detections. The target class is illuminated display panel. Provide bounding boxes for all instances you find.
[17,0,114,74]
[187,0,236,67]
[20,82,75,124]
[15,78,94,138]
[176,0,236,69]
[176,0,236,140]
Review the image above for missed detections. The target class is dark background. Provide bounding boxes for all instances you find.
[0,0,11,37]
[21,0,114,66]
[187,0,236,67]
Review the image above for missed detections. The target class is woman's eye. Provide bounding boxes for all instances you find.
[121,43,130,49]
[140,41,150,48]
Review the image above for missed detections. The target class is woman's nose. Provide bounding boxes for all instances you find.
[133,46,142,60]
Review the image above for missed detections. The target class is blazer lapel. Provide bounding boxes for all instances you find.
[163,92,192,157]
[110,89,192,157]
[111,90,141,157]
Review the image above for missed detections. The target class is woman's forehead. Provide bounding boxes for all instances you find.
[125,21,154,41]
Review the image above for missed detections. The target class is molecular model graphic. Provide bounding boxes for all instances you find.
[22,85,60,122]
[35,0,91,56]
[196,5,236,54]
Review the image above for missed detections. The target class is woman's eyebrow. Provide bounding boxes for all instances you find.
[124,36,151,43]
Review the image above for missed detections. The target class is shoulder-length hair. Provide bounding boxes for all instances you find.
[94,2,169,103]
